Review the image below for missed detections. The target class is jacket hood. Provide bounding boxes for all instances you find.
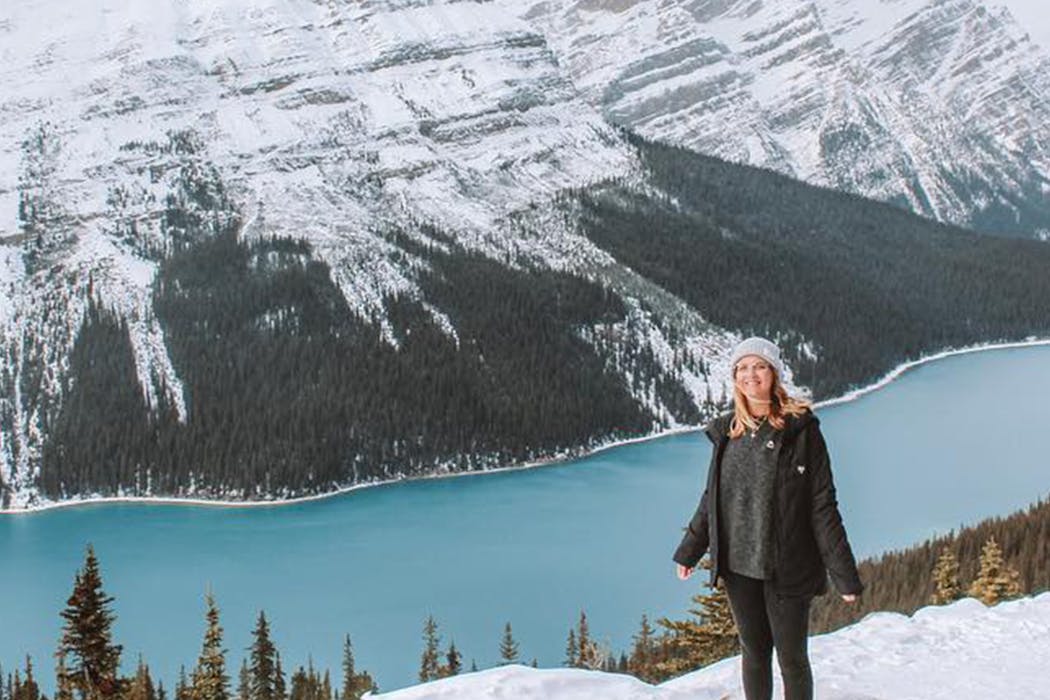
[703,407,817,444]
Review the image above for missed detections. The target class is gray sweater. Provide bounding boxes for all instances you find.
[718,419,779,580]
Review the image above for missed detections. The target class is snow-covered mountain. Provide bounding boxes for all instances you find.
[367,592,1050,699]
[3,0,1050,508]
[517,0,1050,238]
[0,0,748,508]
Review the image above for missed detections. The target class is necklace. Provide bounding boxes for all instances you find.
[749,415,768,438]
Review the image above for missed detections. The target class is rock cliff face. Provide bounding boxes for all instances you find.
[516,0,1050,237]
[1,0,636,287]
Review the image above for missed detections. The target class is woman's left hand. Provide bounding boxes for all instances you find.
[841,594,858,603]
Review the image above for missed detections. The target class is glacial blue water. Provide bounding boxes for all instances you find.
[2,344,1048,694]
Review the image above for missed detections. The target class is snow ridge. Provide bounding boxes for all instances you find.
[366,592,1050,699]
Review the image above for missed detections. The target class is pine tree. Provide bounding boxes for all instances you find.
[18,120,72,270]
[654,571,739,680]
[12,657,40,700]
[288,669,306,700]
[563,629,578,668]
[577,613,591,668]
[125,657,156,700]
[288,662,322,700]
[628,614,658,683]
[498,623,519,665]
[441,642,461,678]
[54,654,74,700]
[57,545,124,700]
[339,635,355,700]
[175,667,191,700]
[418,616,441,682]
[574,612,601,670]
[236,661,250,700]
[248,612,278,700]
[930,547,962,605]
[969,536,1023,605]
[191,593,229,700]
[339,635,374,700]
[273,652,286,700]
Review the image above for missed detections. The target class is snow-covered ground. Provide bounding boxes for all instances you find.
[368,592,1050,700]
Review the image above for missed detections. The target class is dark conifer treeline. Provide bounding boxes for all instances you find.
[809,493,1050,634]
[40,303,167,497]
[625,494,1050,682]
[31,127,1050,501]
[4,546,378,700]
[574,131,1050,398]
[40,228,653,499]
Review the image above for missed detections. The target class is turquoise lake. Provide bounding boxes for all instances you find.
[2,343,1048,694]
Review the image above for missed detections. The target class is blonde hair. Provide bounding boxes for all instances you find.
[728,366,811,439]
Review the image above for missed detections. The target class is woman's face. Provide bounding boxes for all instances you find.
[734,354,775,402]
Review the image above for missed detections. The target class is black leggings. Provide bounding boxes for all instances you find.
[722,570,814,700]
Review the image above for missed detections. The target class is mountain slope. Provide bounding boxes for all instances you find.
[575,133,1050,398]
[8,127,1050,508]
[515,0,1050,238]
[4,0,1050,508]
[1,0,722,506]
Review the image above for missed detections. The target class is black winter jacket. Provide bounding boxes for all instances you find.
[672,408,864,597]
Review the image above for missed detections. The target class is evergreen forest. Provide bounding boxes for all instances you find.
[575,131,1050,398]
[19,127,1050,503]
[39,230,654,499]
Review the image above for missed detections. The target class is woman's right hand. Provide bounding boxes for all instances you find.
[675,563,694,580]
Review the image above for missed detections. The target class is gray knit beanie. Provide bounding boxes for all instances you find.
[729,336,784,378]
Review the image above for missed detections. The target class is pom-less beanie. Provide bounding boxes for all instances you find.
[729,336,785,378]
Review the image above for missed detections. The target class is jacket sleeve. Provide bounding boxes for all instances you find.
[672,486,710,568]
[807,422,864,595]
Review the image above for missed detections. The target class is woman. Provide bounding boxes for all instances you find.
[672,336,863,700]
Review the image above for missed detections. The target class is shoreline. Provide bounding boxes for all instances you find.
[5,335,1050,515]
